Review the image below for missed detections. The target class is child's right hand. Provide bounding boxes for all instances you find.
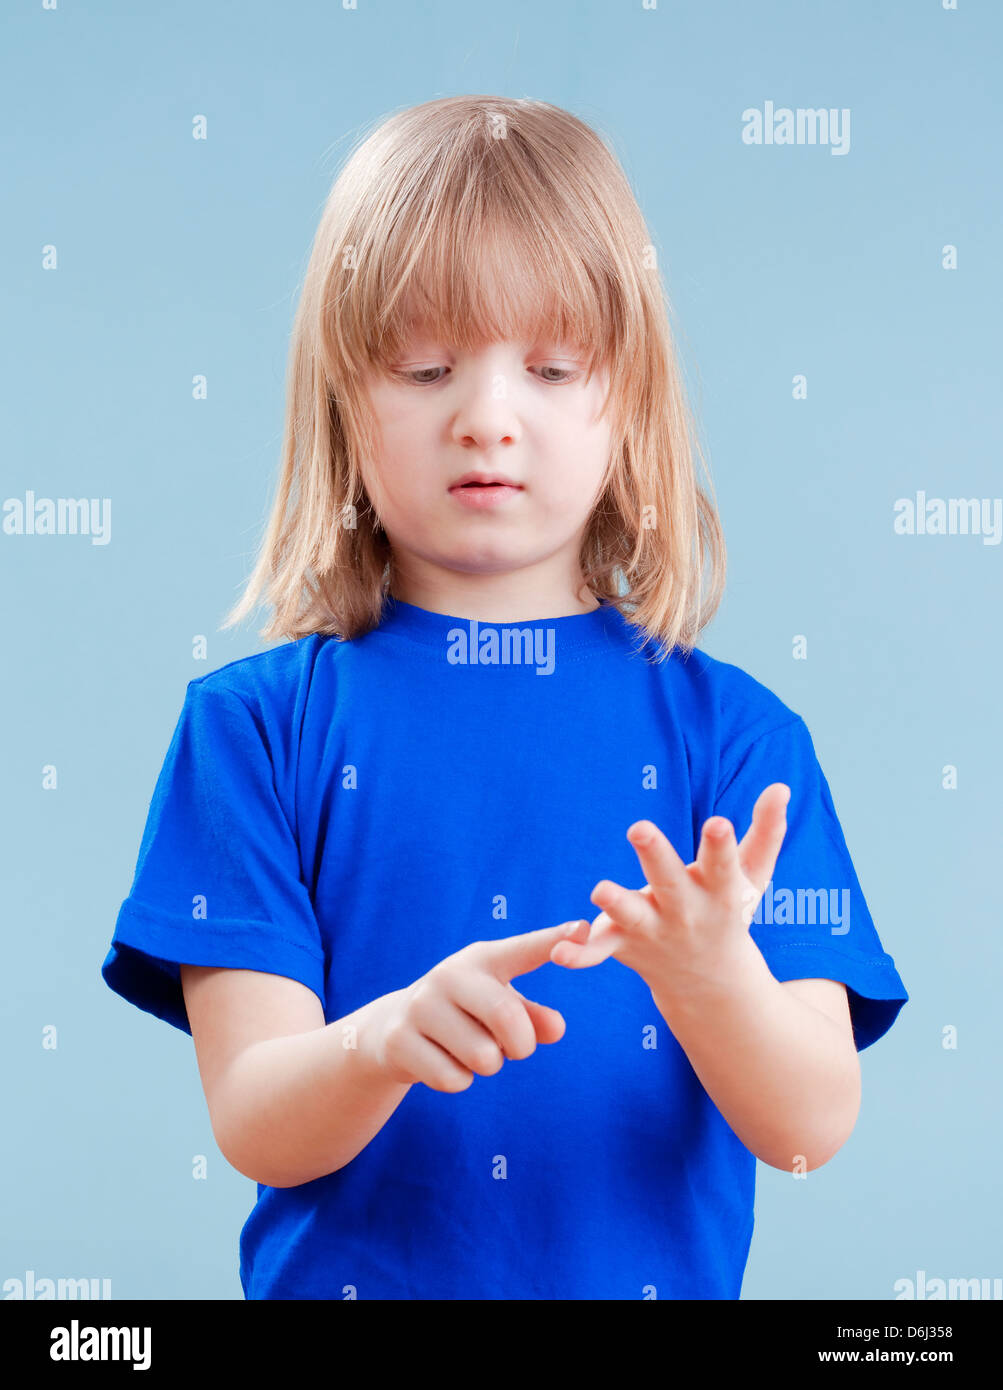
[362,919,592,1093]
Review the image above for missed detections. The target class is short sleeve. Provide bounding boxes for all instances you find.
[713,716,908,1051]
[101,679,326,1036]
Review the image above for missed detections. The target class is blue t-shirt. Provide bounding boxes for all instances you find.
[102,596,908,1300]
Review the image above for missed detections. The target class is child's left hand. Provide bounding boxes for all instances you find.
[551,783,791,994]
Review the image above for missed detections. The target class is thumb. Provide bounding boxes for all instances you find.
[479,919,590,983]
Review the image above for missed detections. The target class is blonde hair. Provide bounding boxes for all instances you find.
[222,94,726,659]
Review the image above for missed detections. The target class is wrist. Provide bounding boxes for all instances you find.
[647,933,770,1020]
[345,989,403,1079]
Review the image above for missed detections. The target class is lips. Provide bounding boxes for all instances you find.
[449,472,522,490]
[448,477,524,510]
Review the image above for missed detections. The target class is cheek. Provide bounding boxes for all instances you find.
[553,429,612,497]
[363,435,425,507]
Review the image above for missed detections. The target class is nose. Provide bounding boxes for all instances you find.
[450,366,522,450]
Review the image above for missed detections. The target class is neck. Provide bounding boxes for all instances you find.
[387,573,600,624]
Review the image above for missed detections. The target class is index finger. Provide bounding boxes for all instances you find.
[477,920,590,982]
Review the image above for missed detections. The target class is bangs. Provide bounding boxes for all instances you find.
[376,227,608,372]
[337,131,623,387]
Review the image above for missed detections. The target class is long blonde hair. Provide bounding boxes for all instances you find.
[222,95,725,659]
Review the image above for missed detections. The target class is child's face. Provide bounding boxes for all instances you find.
[358,325,613,611]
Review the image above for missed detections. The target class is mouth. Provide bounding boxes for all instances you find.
[447,479,524,508]
[450,481,521,491]
[449,474,524,489]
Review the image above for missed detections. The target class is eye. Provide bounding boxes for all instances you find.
[396,366,448,385]
[393,362,582,386]
[534,364,581,385]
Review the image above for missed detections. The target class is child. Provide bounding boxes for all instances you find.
[101,94,909,1301]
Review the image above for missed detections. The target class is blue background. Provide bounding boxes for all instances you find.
[2,0,1000,1300]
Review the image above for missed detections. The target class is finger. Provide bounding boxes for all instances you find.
[548,903,603,964]
[510,989,567,1044]
[388,1030,475,1093]
[590,879,661,935]
[694,815,742,891]
[550,925,621,969]
[410,991,507,1076]
[479,919,591,983]
[442,973,539,1059]
[736,784,790,891]
[624,821,693,910]
[553,871,664,966]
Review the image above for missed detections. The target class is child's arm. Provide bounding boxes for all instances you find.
[181,964,412,1188]
[551,785,862,1171]
[180,918,589,1189]
[647,949,861,1171]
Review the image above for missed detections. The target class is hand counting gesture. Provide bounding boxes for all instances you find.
[550,784,791,993]
[366,918,592,1093]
